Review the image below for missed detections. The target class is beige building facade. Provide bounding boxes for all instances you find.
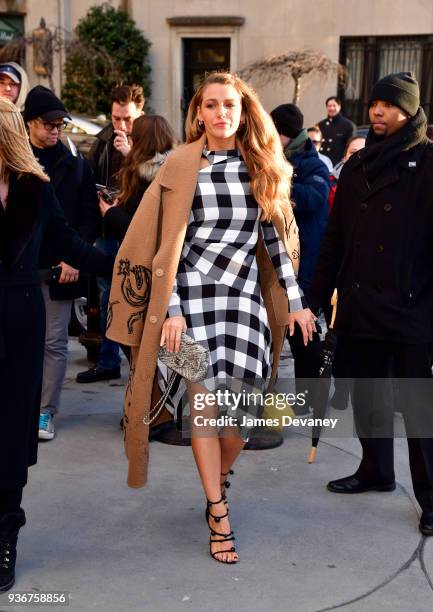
[1,0,433,135]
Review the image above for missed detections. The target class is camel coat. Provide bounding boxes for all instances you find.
[106,134,300,488]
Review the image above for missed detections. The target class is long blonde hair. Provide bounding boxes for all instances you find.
[185,71,292,220]
[0,97,48,182]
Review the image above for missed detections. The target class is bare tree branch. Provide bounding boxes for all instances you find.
[239,49,346,104]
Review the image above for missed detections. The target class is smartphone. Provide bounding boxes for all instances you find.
[96,184,116,204]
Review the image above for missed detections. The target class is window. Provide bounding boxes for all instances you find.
[339,35,433,125]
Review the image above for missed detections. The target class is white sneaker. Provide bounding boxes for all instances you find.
[39,412,55,440]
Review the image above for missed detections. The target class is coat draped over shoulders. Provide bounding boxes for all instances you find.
[107,134,301,487]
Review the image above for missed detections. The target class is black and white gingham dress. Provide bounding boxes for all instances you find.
[158,149,303,435]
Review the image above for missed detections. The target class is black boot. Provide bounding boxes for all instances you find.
[0,509,26,591]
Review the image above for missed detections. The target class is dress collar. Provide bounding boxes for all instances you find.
[202,148,241,164]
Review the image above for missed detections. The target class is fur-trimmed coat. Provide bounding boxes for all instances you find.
[103,152,171,242]
[106,134,301,488]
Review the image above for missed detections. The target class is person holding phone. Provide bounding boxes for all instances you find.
[99,115,176,243]
[77,85,145,385]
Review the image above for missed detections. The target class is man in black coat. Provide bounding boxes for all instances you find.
[76,85,144,384]
[24,86,100,441]
[318,96,355,166]
[308,72,433,536]
[87,84,144,188]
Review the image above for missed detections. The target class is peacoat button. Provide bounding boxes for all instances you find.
[149,315,157,323]
[352,282,360,290]
[360,202,368,210]
[355,242,361,249]
[384,203,392,212]
[376,244,384,253]
[155,268,164,277]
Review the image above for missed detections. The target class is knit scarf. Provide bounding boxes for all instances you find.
[354,107,428,183]
[284,128,308,158]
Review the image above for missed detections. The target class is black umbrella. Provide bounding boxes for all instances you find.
[308,291,338,464]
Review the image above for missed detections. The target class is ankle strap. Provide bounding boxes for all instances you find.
[221,469,234,477]
[206,495,225,506]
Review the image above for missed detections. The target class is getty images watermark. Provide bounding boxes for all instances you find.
[193,390,338,429]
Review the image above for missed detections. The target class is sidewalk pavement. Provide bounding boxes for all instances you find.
[1,339,433,612]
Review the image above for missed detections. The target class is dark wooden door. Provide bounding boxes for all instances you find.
[182,38,231,133]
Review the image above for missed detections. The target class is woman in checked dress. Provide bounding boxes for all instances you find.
[158,72,316,563]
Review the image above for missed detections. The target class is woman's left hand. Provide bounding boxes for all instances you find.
[288,308,317,346]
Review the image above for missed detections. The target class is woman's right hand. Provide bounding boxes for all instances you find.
[98,195,118,217]
[160,316,187,353]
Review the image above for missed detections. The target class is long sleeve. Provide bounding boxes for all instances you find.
[306,170,346,314]
[103,184,147,242]
[291,157,330,218]
[261,220,305,312]
[44,183,113,278]
[77,160,101,243]
[167,276,184,317]
[103,206,134,242]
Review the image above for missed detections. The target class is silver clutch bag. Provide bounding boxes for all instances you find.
[143,333,209,426]
[158,332,209,382]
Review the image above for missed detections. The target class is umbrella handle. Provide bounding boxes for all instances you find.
[308,447,317,464]
[329,289,338,329]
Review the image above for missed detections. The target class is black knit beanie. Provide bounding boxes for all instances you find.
[368,72,420,117]
[24,85,70,123]
[270,104,304,138]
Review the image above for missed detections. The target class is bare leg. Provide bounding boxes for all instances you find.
[188,382,239,563]
[220,433,244,476]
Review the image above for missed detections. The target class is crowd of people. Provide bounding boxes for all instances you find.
[1,57,433,585]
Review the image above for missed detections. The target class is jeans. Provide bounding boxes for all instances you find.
[95,238,121,370]
[40,283,72,415]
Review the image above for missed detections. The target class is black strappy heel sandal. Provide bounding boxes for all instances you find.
[206,496,238,564]
[220,469,234,500]
[205,469,234,522]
